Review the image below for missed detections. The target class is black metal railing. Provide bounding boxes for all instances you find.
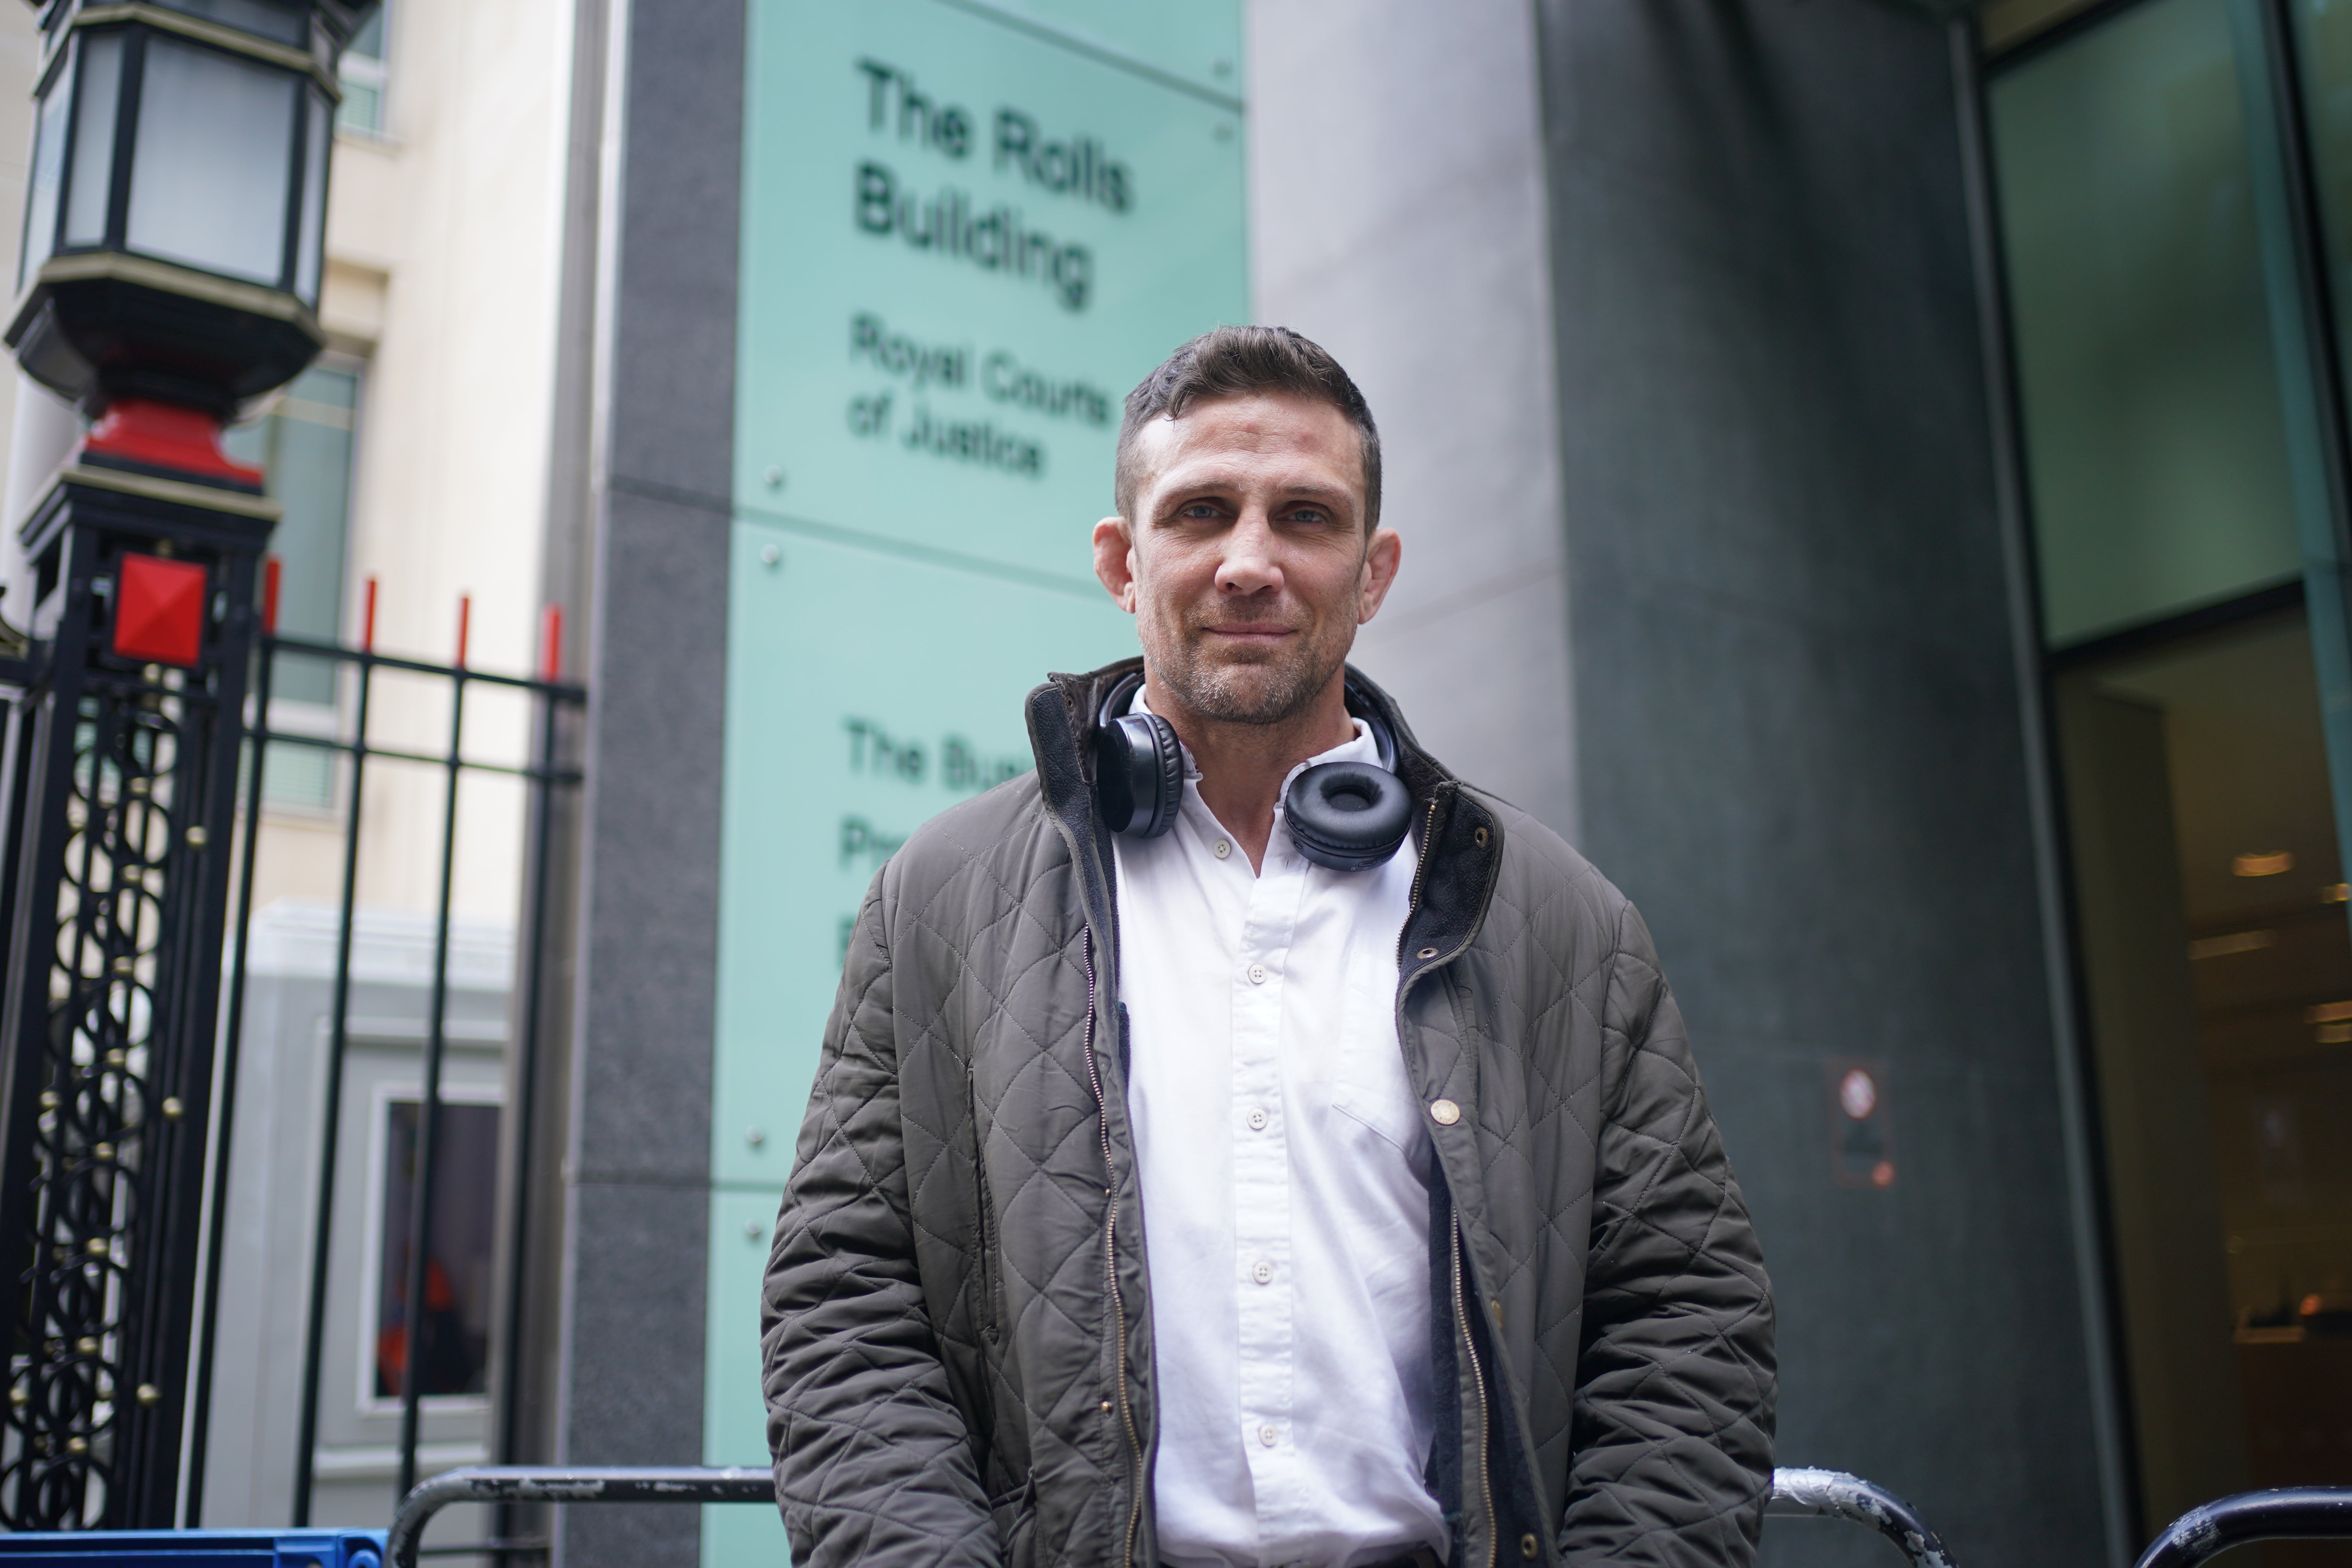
[383,1464,1966,1568]
[2133,1487,2352,1568]
[178,581,584,1527]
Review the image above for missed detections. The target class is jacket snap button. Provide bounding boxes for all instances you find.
[1475,827,1490,847]
[1521,1533,1539,1559]
[1417,946,1438,960]
[1430,1098,1461,1126]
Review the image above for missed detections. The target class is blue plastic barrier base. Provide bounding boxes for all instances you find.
[0,1531,384,1568]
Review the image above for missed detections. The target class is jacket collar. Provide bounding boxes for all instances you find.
[1024,658,1503,967]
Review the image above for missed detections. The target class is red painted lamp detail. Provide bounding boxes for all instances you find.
[83,399,263,489]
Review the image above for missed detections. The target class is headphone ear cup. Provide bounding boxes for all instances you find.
[1133,714,1182,837]
[1098,712,1182,838]
[1285,762,1412,871]
[1096,721,1139,832]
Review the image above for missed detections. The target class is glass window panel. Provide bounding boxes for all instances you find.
[2294,0,2352,448]
[336,67,383,136]
[124,36,298,287]
[372,1098,499,1401]
[62,32,121,248]
[348,5,385,60]
[295,89,327,302]
[1992,0,2305,646]
[338,3,387,135]
[258,740,332,808]
[224,363,356,722]
[2054,611,2352,1529]
[20,54,74,288]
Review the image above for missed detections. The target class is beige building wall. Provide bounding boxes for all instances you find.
[257,0,578,930]
[218,0,583,1531]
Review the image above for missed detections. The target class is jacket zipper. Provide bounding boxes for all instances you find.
[1403,786,1495,1568]
[1399,792,1444,962]
[970,1071,1000,1343]
[1083,926,1146,1563]
[1452,1217,1497,1568]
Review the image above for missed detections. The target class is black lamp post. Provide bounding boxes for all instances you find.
[0,0,373,1531]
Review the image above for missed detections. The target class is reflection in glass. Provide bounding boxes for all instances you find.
[2056,611,2352,1551]
[1993,0,2304,645]
[374,1098,499,1401]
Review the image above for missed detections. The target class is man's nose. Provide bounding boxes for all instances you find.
[1216,514,1281,596]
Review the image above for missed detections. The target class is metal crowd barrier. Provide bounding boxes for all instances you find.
[2132,1487,2352,1568]
[385,1464,1958,1568]
[386,1468,770,1568]
[1765,1467,1956,1567]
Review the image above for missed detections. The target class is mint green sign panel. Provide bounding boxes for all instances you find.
[708,2,1245,1559]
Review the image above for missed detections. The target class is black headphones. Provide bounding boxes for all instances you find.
[1095,672,1414,872]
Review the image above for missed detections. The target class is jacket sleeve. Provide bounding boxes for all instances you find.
[1557,899,1777,1567]
[762,877,996,1566]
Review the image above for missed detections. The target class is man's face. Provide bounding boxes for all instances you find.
[1094,391,1401,726]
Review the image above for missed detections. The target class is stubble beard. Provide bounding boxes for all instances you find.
[1145,611,1350,727]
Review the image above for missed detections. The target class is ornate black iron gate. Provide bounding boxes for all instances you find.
[0,472,275,1530]
[0,479,584,1533]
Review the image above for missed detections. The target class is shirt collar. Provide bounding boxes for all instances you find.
[1129,686,1381,793]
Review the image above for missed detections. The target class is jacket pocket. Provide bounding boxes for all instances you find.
[969,1066,1004,1343]
[987,1472,1037,1568]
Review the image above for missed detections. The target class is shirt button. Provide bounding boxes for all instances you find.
[1430,1098,1461,1125]
[1252,1260,1274,1285]
[1247,1107,1268,1131]
[1258,1423,1278,1446]
[1247,963,1267,984]
[1212,839,1231,858]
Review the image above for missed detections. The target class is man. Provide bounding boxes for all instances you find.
[763,327,1775,1568]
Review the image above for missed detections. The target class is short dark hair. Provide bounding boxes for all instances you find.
[1114,325,1382,530]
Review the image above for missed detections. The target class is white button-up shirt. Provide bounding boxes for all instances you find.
[1115,697,1446,1568]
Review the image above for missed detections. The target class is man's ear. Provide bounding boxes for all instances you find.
[1357,526,1402,624]
[1094,516,1139,612]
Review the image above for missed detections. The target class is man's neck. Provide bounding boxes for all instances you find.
[1142,671,1357,873]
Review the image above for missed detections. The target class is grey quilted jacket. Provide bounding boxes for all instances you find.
[762,659,1775,1568]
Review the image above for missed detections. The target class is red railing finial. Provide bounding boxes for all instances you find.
[362,576,378,652]
[263,556,281,635]
[539,604,563,683]
[455,595,472,669]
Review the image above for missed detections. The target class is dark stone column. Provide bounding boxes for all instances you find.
[555,0,744,1562]
[1532,4,2114,1564]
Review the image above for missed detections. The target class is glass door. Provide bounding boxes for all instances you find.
[2052,612,2352,1544]
[1991,0,2352,1554]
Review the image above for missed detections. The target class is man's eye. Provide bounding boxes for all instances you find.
[1285,508,1331,525]
[1179,502,1221,519]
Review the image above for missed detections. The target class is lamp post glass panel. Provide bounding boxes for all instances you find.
[0,0,374,1533]
[11,0,350,455]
